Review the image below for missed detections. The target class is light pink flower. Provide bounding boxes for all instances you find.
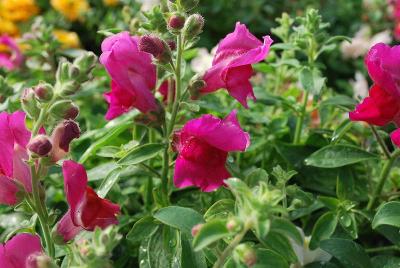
[173,110,250,192]
[0,35,23,71]
[100,31,157,120]
[201,22,273,108]
[0,111,31,205]
[56,160,120,242]
[0,233,43,268]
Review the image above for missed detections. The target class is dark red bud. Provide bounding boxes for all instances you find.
[34,84,53,102]
[167,40,176,51]
[168,14,185,30]
[28,135,53,157]
[64,104,79,120]
[138,35,165,58]
[59,120,80,152]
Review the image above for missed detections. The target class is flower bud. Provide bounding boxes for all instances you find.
[191,223,203,237]
[183,14,204,39]
[139,35,172,64]
[73,52,97,76]
[50,120,80,162]
[167,40,176,51]
[188,77,206,99]
[49,100,79,120]
[21,88,40,119]
[59,81,80,97]
[226,218,241,232]
[27,252,58,268]
[28,135,53,157]
[168,14,185,32]
[34,83,53,102]
[234,244,257,268]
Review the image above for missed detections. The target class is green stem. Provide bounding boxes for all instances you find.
[160,33,184,205]
[370,125,391,159]
[30,164,55,258]
[213,227,249,268]
[293,90,309,144]
[367,149,400,210]
[366,245,400,253]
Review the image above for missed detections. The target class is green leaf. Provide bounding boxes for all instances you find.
[97,167,121,198]
[259,231,298,263]
[87,162,118,181]
[321,95,357,109]
[245,169,269,187]
[331,120,353,144]
[270,218,303,245]
[79,122,131,163]
[118,143,164,166]
[127,216,158,243]
[372,255,400,268]
[309,212,338,250]
[204,199,235,221]
[154,206,204,234]
[181,233,207,268]
[320,238,372,268]
[372,202,400,229]
[299,67,325,95]
[192,219,230,251]
[305,145,378,168]
[254,249,289,268]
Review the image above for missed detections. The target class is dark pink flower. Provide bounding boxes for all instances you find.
[158,80,175,102]
[173,110,250,192]
[391,128,400,147]
[0,35,23,71]
[56,160,120,242]
[0,111,32,205]
[100,31,157,120]
[200,22,273,108]
[0,233,43,268]
[349,84,400,126]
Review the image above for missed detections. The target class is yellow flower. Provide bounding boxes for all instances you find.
[103,0,119,6]
[51,0,89,21]
[53,30,80,49]
[0,0,39,22]
[0,17,20,37]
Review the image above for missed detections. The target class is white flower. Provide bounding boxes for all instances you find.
[352,71,369,99]
[341,26,392,59]
[140,0,160,12]
[289,228,331,268]
[190,47,216,74]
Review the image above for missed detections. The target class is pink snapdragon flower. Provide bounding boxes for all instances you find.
[0,233,43,268]
[56,160,120,242]
[349,43,400,126]
[0,111,32,205]
[100,31,157,120]
[0,35,23,71]
[173,110,250,192]
[200,22,273,108]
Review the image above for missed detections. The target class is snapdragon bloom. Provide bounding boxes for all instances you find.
[0,111,31,205]
[173,110,250,192]
[56,160,120,242]
[100,31,157,120]
[0,233,43,268]
[349,43,400,126]
[0,35,23,70]
[200,22,273,108]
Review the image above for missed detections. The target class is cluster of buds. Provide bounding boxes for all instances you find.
[55,52,97,96]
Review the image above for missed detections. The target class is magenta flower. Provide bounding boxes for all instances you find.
[173,110,250,192]
[350,43,400,126]
[0,111,32,205]
[0,233,43,268]
[56,160,120,242]
[0,35,23,71]
[100,31,157,120]
[349,84,400,126]
[200,22,273,108]
[391,128,400,147]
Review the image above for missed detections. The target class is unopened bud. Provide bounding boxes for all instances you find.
[180,0,199,11]
[167,40,176,51]
[21,88,40,119]
[168,14,185,32]
[188,77,206,99]
[191,223,203,237]
[28,135,53,157]
[183,14,204,39]
[34,83,53,102]
[234,244,257,268]
[49,100,79,120]
[59,81,80,97]
[27,252,58,268]
[139,35,172,64]
[73,52,97,75]
[226,218,241,232]
[50,120,80,161]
